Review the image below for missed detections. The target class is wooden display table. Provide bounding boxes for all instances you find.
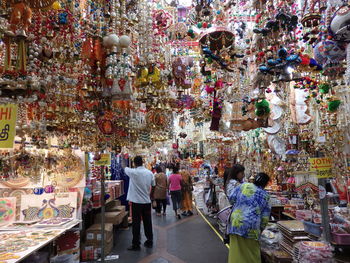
[1,220,81,263]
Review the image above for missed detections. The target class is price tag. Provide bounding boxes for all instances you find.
[0,104,18,149]
[317,136,326,143]
[87,233,94,240]
[95,153,111,166]
[309,158,333,178]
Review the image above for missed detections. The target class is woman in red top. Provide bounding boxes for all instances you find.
[168,166,182,219]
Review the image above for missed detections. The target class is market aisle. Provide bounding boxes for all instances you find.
[112,209,228,263]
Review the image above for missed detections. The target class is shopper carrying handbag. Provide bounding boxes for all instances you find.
[168,166,182,219]
[219,165,245,244]
[180,170,194,216]
[227,173,271,263]
[153,166,168,216]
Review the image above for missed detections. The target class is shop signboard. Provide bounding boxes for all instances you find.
[0,104,18,149]
[94,153,111,166]
[309,157,332,178]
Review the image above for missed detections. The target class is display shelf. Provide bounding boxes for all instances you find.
[92,197,114,210]
[2,219,81,263]
[282,212,296,220]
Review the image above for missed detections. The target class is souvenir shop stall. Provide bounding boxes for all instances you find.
[80,152,128,261]
[0,141,85,263]
[1,0,350,262]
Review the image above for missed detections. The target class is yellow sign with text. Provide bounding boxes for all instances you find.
[94,153,111,166]
[309,157,332,178]
[0,104,18,149]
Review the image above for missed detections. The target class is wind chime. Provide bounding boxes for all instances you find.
[103,0,133,100]
[4,1,34,75]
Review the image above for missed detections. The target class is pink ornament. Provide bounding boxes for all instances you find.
[205,85,215,93]
[215,80,223,88]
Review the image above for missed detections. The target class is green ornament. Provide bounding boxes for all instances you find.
[319,83,330,94]
[207,57,213,63]
[328,100,341,112]
[188,28,194,34]
[197,22,203,28]
[191,33,196,39]
[255,99,269,109]
[255,109,265,116]
[255,99,270,116]
[208,24,212,28]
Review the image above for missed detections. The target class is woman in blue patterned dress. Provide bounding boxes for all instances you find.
[227,173,271,263]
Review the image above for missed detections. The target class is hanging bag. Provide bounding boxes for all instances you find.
[217,205,233,244]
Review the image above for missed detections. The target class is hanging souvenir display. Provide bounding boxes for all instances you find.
[0,0,348,261]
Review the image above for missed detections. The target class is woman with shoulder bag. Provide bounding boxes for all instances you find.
[153,166,168,216]
[227,173,271,263]
[168,166,182,219]
[217,164,245,244]
[180,170,194,216]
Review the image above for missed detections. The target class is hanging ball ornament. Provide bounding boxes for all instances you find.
[108,34,120,46]
[313,40,346,65]
[329,5,350,42]
[103,34,119,47]
[51,1,62,10]
[119,35,131,48]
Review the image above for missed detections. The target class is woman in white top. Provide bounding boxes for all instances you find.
[224,164,245,202]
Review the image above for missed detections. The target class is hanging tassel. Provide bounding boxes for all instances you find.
[16,39,27,73]
[81,38,93,60]
[346,43,350,85]
[94,39,103,62]
[4,37,11,71]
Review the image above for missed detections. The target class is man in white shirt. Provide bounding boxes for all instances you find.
[125,156,155,251]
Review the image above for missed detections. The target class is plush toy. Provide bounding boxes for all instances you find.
[9,2,32,33]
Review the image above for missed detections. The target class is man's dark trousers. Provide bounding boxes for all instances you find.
[131,203,153,246]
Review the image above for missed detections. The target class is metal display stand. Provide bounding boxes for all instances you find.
[100,165,106,263]
[98,158,119,262]
[319,178,331,242]
[315,152,331,242]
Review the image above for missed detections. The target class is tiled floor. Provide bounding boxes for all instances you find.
[111,209,228,263]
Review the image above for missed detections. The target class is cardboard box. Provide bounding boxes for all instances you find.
[95,211,125,225]
[117,211,126,224]
[106,204,126,213]
[81,244,95,262]
[86,223,113,245]
[121,211,129,228]
[56,229,80,263]
[95,236,113,256]
[106,200,121,210]
[81,235,113,262]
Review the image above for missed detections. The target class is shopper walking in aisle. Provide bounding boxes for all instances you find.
[153,166,168,216]
[180,170,194,216]
[224,164,245,198]
[219,164,246,243]
[168,166,182,219]
[227,173,271,263]
[125,156,155,251]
